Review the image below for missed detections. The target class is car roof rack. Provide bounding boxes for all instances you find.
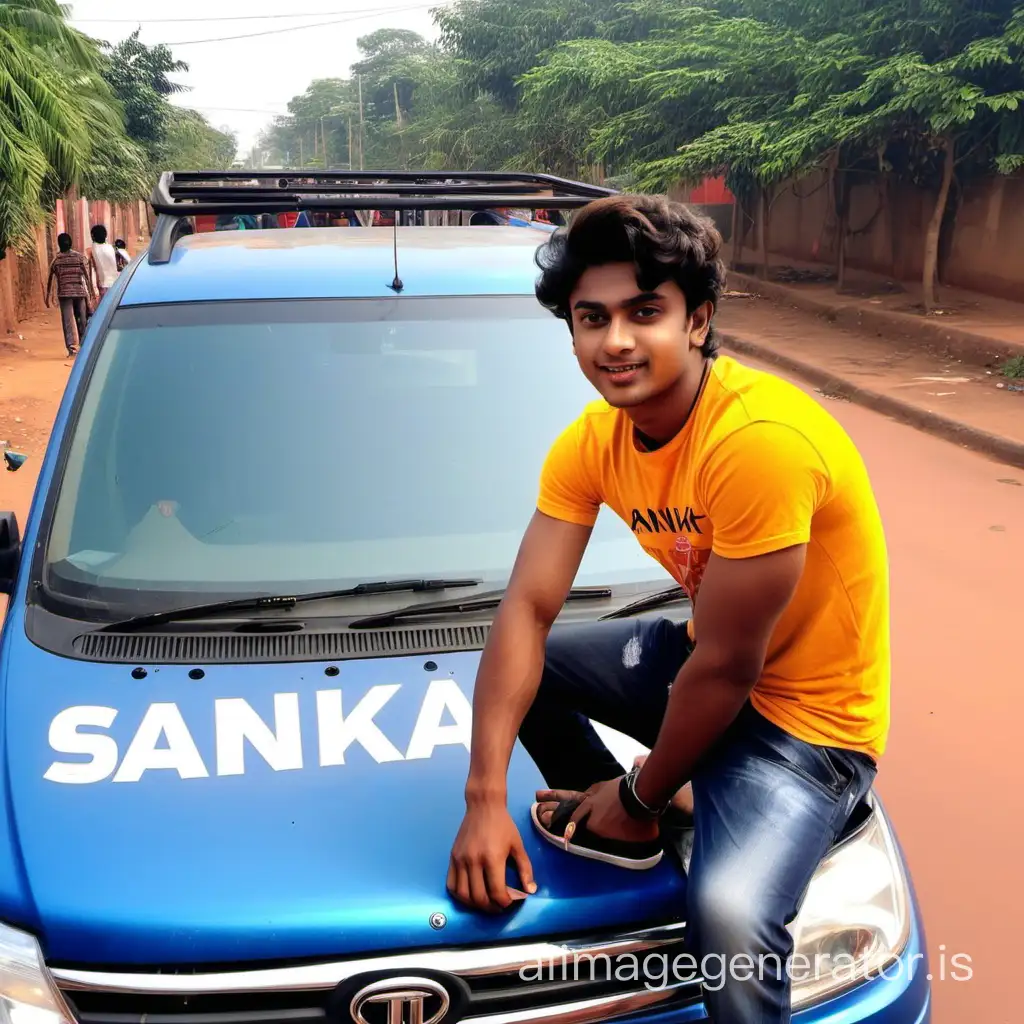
[146,169,618,264]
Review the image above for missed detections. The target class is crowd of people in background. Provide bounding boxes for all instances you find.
[44,224,131,357]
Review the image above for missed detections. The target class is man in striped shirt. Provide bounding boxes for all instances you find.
[45,232,96,356]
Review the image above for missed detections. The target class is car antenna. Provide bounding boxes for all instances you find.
[388,214,403,293]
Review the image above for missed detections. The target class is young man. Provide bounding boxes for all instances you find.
[88,224,119,300]
[45,232,96,356]
[446,195,890,1024]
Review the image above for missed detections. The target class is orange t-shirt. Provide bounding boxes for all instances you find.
[536,355,890,760]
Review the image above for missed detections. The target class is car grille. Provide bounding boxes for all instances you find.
[53,924,704,1024]
[72,624,492,664]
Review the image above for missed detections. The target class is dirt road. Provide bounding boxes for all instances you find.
[747,358,1023,1024]
[0,311,74,521]
[0,310,1020,1021]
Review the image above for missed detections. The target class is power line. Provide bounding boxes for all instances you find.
[187,105,292,115]
[162,4,439,45]
[74,5,435,24]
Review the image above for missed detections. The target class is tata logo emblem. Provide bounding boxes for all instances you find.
[350,977,450,1024]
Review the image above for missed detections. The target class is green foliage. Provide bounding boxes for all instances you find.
[1001,354,1024,378]
[433,0,627,110]
[352,28,437,123]
[508,0,1024,306]
[261,4,647,177]
[79,133,151,205]
[100,29,235,179]
[157,108,237,171]
[0,0,140,250]
[518,0,1024,200]
[252,0,1024,312]
[101,28,188,157]
[0,2,233,252]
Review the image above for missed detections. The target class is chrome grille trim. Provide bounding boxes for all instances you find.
[461,984,691,1024]
[50,923,688,995]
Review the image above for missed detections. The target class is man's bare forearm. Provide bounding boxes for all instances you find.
[634,646,754,809]
[464,598,549,806]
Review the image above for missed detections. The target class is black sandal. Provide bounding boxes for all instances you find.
[529,795,665,870]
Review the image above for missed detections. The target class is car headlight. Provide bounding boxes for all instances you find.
[0,922,75,1024]
[788,796,913,1009]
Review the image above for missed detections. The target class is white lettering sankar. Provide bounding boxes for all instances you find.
[43,705,120,784]
[43,682,476,784]
[215,693,303,776]
[113,702,210,782]
[406,680,471,760]
[317,685,403,765]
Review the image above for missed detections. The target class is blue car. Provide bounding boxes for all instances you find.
[0,171,929,1024]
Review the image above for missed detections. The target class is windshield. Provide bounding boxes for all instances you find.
[42,296,669,616]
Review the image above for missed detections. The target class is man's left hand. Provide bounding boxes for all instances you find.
[565,778,659,845]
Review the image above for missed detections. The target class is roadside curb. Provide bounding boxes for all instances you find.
[726,271,1024,370]
[719,331,1024,471]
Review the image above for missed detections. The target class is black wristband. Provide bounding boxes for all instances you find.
[618,767,666,821]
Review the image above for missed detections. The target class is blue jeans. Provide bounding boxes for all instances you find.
[518,617,877,1024]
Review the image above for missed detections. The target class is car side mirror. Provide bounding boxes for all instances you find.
[0,512,21,595]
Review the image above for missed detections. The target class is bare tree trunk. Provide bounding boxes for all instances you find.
[758,187,770,280]
[831,153,847,294]
[922,137,954,313]
[881,172,897,277]
[835,168,849,292]
[730,197,741,269]
[837,209,847,291]
[937,178,960,287]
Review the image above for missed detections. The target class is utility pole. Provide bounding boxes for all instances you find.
[358,74,365,170]
[394,81,402,126]
[348,117,353,170]
[321,115,329,168]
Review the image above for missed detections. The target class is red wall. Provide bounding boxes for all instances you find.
[685,177,734,205]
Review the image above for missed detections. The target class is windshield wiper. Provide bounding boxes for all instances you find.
[348,585,613,629]
[598,585,689,620]
[98,578,483,633]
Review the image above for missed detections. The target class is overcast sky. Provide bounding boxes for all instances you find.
[68,1,451,158]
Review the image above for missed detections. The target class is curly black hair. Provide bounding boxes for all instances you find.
[534,193,727,356]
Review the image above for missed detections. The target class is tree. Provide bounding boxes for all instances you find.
[840,11,1024,309]
[350,30,440,168]
[101,29,188,160]
[434,0,628,110]
[426,0,652,176]
[519,2,873,273]
[261,34,446,172]
[351,28,435,123]
[258,1,653,178]
[100,29,235,177]
[260,78,355,168]
[158,109,237,171]
[757,2,1024,308]
[519,0,1024,310]
[0,0,140,250]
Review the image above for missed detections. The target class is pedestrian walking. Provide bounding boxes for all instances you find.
[45,233,95,356]
[114,238,131,269]
[88,224,119,300]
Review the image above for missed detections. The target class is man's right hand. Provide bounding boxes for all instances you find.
[447,802,537,912]
[445,512,592,914]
